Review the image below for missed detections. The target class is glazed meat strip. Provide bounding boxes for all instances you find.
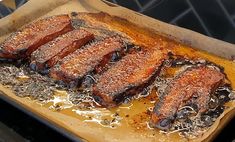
[30,29,94,71]
[150,66,225,130]
[50,36,125,84]
[93,48,168,108]
[0,15,73,59]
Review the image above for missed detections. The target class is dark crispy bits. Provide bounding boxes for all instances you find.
[50,36,125,84]
[93,48,168,108]
[150,66,225,130]
[0,15,73,59]
[30,29,94,71]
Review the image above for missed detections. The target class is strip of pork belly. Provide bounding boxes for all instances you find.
[93,48,168,108]
[30,29,94,71]
[0,15,73,59]
[50,36,125,84]
[150,66,225,130]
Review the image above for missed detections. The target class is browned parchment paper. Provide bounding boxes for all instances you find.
[0,0,235,142]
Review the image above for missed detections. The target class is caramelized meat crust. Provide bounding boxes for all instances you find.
[0,15,73,59]
[93,48,168,108]
[30,29,94,71]
[50,36,125,84]
[151,66,225,130]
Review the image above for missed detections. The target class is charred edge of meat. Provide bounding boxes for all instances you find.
[168,57,228,84]
[213,83,232,105]
[150,102,175,130]
[68,48,127,88]
[51,36,131,88]
[94,42,136,74]
[93,56,167,108]
[150,65,226,130]
[82,44,136,92]
[115,61,166,104]
[173,83,232,132]
[94,50,125,74]
[70,12,85,28]
[77,50,125,89]
[71,11,79,17]
[0,15,73,60]
[71,19,86,29]
[30,30,94,74]
[160,63,226,101]
[30,61,49,75]
[80,73,97,88]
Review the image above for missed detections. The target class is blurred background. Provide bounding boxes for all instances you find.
[0,0,235,142]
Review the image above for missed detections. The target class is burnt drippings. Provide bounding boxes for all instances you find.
[0,63,97,109]
[49,36,135,89]
[71,18,86,29]
[168,54,224,71]
[0,14,234,140]
[71,16,113,39]
[70,11,78,17]
[152,56,233,137]
[68,89,95,108]
[71,15,133,42]
[81,74,97,88]
[0,64,55,101]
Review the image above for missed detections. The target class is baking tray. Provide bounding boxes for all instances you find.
[0,0,235,141]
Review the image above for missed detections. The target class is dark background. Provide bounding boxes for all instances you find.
[0,0,235,142]
[108,0,235,44]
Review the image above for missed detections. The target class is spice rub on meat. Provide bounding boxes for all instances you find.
[150,66,225,130]
[50,36,125,84]
[0,15,73,59]
[93,48,168,108]
[30,29,94,71]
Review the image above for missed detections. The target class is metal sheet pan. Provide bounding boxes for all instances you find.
[0,0,235,141]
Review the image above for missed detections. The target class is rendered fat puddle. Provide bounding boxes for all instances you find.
[42,63,234,137]
[0,59,234,139]
[72,108,123,128]
[46,89,125,129]
[48,90,74,110]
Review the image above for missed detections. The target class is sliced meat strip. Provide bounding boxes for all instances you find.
[150,66,225,130]
[93,48,168,108]
[0,15,73,59]
[30,29,94,71]
[50,36,125,84]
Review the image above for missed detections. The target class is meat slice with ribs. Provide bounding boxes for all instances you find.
[93,48,168,108]
[30,29,94,71]
[150,66,225,130]
[0,15,73,59]
[50,36,125,85]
